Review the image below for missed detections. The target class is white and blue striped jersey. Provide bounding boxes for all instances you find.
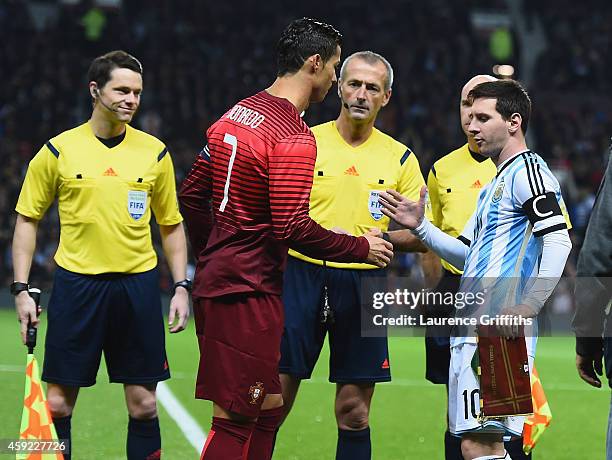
[451,150,569,350]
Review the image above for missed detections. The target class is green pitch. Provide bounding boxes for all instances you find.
[0,308,607,459]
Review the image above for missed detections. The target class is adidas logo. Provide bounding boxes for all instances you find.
[381,358,390,369]
[344,165,359,176]
[470,179,483,188]
[103,167,117,176]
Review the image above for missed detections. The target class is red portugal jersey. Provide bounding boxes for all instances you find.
[179,91,369,298]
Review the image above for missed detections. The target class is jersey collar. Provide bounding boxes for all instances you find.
[496,149,530,177]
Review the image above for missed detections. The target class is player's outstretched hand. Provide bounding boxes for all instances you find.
[576,352,603,388]
[15,291,39,344]
[364,231,393,268]
[379,186,427,230]
[168,288,190,333]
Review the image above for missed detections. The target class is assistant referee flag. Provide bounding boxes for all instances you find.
[18,354,63,459]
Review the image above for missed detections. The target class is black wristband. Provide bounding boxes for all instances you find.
[174,279,193,293]
[10,281,29,296]
[382,232,392,243]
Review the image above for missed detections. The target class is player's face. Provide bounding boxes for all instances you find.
[95,68,143,123]
[339,58,391,123]
[467,97,509,158]
[311,46,341,103]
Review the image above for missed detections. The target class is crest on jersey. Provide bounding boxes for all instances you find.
[368,190,384,220]
[492,180,505,203]
[249,381,264,405]
[128,190,147,220]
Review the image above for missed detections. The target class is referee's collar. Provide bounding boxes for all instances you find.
[96,129,127,149]
[468,148,488,163]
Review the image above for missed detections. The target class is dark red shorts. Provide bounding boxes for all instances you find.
[194,293,283,417]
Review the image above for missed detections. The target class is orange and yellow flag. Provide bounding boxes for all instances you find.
[523,365,552,454]
[18,354,63,460]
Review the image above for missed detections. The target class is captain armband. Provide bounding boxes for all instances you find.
[522,192,567,236]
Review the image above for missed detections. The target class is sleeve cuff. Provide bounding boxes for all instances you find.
[355,236,371,261]
[412,217,430,239]
[576,336,604,357]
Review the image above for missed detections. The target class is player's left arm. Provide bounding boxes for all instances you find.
[507,163,572,318]
[269,134,373,263]
[385,149,427,252]
[153,151,189,333]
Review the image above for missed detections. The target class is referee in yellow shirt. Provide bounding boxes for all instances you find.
[278,51,426,460]
[423,75,530,460]
[11,51,190,460]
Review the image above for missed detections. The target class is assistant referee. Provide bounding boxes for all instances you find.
[12,50,190,460]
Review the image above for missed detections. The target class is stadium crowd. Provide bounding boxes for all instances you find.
[0,0,608,290]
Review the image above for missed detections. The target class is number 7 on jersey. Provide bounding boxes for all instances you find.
[220,133,238,212]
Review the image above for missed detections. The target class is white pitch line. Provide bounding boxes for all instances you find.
[157,381,206,454]
[0,364,24,373]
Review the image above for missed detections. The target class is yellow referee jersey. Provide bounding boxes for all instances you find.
[290,121,425,269]
[16,122,183,275]
[427,144,497,274]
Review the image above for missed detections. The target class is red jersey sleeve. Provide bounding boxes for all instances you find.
[268,133,369,262]
[178,146,214,258]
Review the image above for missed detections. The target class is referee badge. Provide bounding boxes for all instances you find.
[128,190,147,220]
[368,190,384,220]
[492,180,505,203]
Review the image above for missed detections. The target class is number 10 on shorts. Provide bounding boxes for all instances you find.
[463,388,479,420]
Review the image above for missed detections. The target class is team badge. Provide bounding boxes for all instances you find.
[128,190,147,220]
[249,381,264,405]
[368,190,384,221]
[492,180,505,203]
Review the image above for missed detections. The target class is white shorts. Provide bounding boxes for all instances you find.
[448,342,534,437]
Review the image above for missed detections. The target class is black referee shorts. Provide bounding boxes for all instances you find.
[42,266,170,387]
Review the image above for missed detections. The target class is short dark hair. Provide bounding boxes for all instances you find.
[87,50,143,88]
[468,79,531,134]
[276,18,342,77]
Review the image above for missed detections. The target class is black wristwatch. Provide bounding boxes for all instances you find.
[382,232,392,243]
[174,279,193,293]
[10,281,30,296]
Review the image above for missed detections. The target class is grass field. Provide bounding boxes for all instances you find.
[0,307,608,459]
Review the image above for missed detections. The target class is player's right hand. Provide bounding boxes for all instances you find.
[15,291,39,344]
[364,234,393,268]
[379,186,427,230]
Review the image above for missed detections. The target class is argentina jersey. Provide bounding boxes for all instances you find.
[451,150,568,350]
